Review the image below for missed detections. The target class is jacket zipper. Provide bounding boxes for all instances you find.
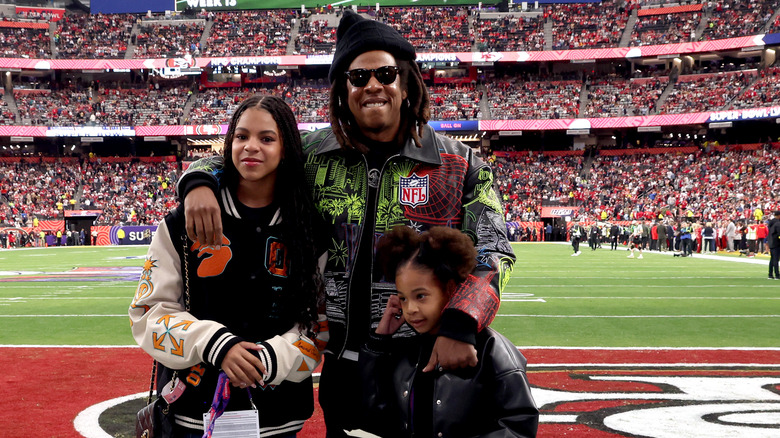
[338,153,400,358]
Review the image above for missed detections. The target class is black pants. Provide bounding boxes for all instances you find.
[770,247,780,278]
[572,238,580,253]
[320,354,364,437]
[681,238,692,256]
[611,236,618,250]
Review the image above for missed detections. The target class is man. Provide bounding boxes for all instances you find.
[175,10,515,437]
[657,220,667,252]
[588,223,599,251]
[767,211,780,279]
[609,222,621,250]
[726,219,736,251]
[570,221,585,256]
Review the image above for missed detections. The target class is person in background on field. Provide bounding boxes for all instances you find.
[680,221,693,257]
[757,219,768,255]
[129,95,328,437]
[588,223,599,251]
[361,225,538,437]
[702,222,716,254]
[609,222,620,250]
[767,211,780,280]
[174,9,514,436]
[628,221,643,259]
[725,219,736,251]
[570,221,585,256]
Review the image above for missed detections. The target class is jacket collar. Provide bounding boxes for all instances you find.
[315,124,442,166]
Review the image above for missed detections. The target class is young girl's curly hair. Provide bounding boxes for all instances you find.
[377,226,477,290]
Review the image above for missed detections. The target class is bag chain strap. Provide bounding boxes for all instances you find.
[144,232,191,408]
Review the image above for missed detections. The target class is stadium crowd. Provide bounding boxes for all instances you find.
[0,159,178,229]
[0,161,80,226]
[133,21,204,58]
[547,0,632,49]
[377,6,473,52]
[492,143,780,228]
[294,17,336,55]
[731,66,780,108]
[659,71,755,114]
[205,10,293,56]
[55,12,134,59]
[486,76,582,119]
[630,11,699,46]
[0,24,50,58]
[583,76,668,117]
[79,160,178,225]
[699,0,777,41]
[475,14,545,52]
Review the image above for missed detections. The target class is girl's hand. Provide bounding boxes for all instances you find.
[376,295,404,335]
[221,342,267,388]
[184,186,223,248]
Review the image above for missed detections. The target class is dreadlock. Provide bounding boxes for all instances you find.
[328,59,430,154]
[222,94,323,335]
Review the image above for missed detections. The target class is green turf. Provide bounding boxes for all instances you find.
[0,243,776,347]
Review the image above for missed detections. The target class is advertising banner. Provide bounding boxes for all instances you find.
[91,0,174,14]
[541,206,581,218]
[112,226,158,245]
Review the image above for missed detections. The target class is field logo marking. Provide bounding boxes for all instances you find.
[534,369,780,436]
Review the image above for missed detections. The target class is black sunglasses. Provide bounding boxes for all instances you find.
[344,65,400,87]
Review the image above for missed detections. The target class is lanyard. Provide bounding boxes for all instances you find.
[203,372,257,438]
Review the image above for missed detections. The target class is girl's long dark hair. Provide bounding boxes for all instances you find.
[328,58,430,153]
[223,94,322,333]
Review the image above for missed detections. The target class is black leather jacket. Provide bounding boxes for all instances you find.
[360,328,539,438]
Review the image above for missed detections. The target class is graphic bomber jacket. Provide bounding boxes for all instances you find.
[177,125,516,357]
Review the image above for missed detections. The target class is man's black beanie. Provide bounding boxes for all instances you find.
[328,9,416,84]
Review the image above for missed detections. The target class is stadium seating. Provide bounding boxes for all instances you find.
[56,12,134,59]
[486,77,582,119]
[548,0,631,49]
[205,10,294,56]
[377,7,473,52]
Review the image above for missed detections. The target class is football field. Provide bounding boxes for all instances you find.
[1,243,778,437]
[0,242,774,347]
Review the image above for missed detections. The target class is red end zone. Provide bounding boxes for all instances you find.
[1,347,778,437]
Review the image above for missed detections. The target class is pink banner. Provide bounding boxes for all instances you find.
[481,112,712,131]
[0,126,48,136]
[0,35,765,71]
[0,21,48,29]
[637,4,702,16]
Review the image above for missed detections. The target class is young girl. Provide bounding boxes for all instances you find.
[130,95,327,438]
[360,225,538,438]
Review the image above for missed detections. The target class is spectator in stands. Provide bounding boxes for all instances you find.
[176,10,514,437]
